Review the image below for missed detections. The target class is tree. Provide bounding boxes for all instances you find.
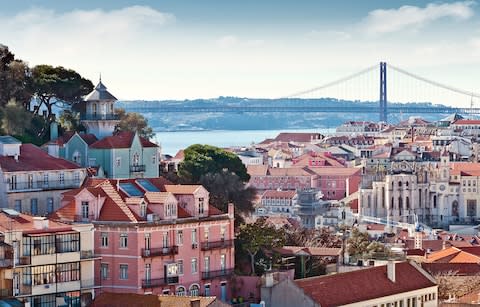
[0,44,32,108]
[236,218,285,275]
[347,228,386,261]
[58,110,85,132]
[115,108,154,139]
[199,170,256,213]
[179,144,250,183]
[1,100,32,136]
[31,65,93,120]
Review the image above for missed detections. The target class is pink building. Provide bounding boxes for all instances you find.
[51,178,235,301]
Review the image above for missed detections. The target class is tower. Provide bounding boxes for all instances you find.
[81,78,120,139]
[379,62,387,123]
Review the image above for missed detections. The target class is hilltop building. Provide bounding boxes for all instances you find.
[46,80,160,179]
[0,208,98,306]
[51,178,235,301]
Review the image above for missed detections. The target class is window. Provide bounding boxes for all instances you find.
[152,154,156,165]
[191,229,197,246]
[198,198,204,215]
[116,157,121,167]
[220,254,226,271]
[144,233,151,250]
[43,174,49,186]
[177,230,183,245]
[162,232,168,248]
[28,174,34,189]
[47,198,54,214]
[204,284,211,296]
[204,256,210,272]
[120,264,128,279]
[14,200,21,212]
[220,226,226,240]
[101,233,109,247]
[140,202,147,217]
[31,199,38,215]
[133,152,139,165]
[191,258,198,274]
[59,172,65,184]
[145,263,151,281]
[120,233,128,248]
[204,228,209,242]
[178,260,184,275]
[10,175,17,190]
[176,286,186,296]
[101,263,109,280]
[74,172,80,183]
[73,151,81,165]
[190,284,200,296]
[81,201,89,219]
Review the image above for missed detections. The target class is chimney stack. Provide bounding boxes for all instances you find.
[387,260,396,283]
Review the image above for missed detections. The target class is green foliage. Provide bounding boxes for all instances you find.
[1,100,32,136]
[58,110,85,132]
[0,45,32,109]
[347,228,386,261]
[199,170,256,214]
[115,108,154,139]
[236,218,286,275]
[31,64,93,120]
[179,144,250,183]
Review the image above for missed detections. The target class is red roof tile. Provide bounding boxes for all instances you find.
[89,131,158,149]
[294,262,435,307]
[0,144,84,172]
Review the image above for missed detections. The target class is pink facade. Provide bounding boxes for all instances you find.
[53,178,235,301]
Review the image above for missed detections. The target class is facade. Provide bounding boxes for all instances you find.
[261,261,437,307]
[258,190,297,216]
[80,79,120,139]
[0,209,98,307]
[45,132,98,168]
[52,178,235,301]
[0,136,87,215]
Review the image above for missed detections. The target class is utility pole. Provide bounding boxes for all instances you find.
[379,62,387,123]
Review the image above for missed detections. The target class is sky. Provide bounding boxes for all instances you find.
[2,0,480,105]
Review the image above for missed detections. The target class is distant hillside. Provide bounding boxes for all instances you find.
[118,97,454,132]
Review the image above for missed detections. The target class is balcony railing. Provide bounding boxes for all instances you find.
[17,256,31,266]
[201,268,233,280]
[8,180,81,192]
[81,278,101,288]
[200,239,234,251]
[80,250,95,259]
[73,215,95,223]
[130,164,146,173]
[141,276,179,288]
[80,113,119,121]
[0,288,12,297]
[141,246,178,258]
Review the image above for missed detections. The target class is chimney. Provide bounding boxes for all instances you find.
[33,217,49,230]
[190,299,201,307]
[228,203,234,219]
[265,272,274,287]
[387,260,396,283]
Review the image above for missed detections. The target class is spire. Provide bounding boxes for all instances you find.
[99,72,102,83]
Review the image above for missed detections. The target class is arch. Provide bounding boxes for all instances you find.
[189,284,200,296]
[176,286,186,296]
[452,200,459,217]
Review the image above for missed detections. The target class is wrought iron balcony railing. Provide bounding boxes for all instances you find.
[201,268,233,280]
[130,164,146,173]
[81,113,119,121]
[200,239,234,251]
[7,180,81,192]
[141,246,178,258]
[141,276,179,288]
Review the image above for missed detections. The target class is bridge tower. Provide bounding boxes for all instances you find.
[379,62,387,122]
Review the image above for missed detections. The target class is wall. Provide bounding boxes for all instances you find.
[261,279,319,307]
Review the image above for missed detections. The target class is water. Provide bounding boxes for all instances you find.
[154,128,335,156]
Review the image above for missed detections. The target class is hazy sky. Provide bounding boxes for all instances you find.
[2,0,480,104]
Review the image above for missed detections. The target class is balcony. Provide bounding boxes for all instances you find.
[17,256,31,266]
[130,164,146,173]
[80,113,119,121]
[80,250,96,259]
[73,215,95,223]
[8,180,81,192]
[81,278,101,289]
[201,268,233,280]
[141,246,178,258]
[200,239,234,251]
[141,276,178,288]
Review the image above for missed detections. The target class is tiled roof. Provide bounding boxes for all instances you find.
[84,80,117,101]
[275,246,341,257]
[173,149,185,160]
[262,190,297,199]
[91,292,220,307]
[247,165,268,176]
[422,262,480,276]
[208,205,223,216]
[0,210,71,233]
[453,119,480,125]
[89,131,158,149]
[144,192,172,204]
[427,246,480,263]
[294,261,436,307]
[165,184,202,194]
[0,144,84,172]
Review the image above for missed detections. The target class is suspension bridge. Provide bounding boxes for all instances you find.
[119,62,480,122]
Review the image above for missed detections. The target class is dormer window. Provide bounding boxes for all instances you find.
[133,153,139,166]
[140,202,147,217]
[198,198,204,215]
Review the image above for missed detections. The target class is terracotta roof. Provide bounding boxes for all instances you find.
[173,149,185,160]
[262,190,296,199]
[48,132,98,146]
[453,119,480,125]
[426,246,480,263]
[247,165,268,176]
[165,184,202,194]
[0,144,84,172]
[208,205,223,216]
[275,246,341,257]
[89,131,158,149]
[144,192,173,204]
[91,292,220,307]
[0,210,72,233]
[422,262,480,276]
[294,261,436,307]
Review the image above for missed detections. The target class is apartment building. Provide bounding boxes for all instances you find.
[0,136,87,215]
[52,178,235,301]
[0,209,98,307]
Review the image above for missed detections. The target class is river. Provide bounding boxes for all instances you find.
[154,128,335,156]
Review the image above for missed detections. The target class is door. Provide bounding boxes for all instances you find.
[220,282,227,301]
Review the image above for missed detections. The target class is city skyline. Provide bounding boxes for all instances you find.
[2,0,480,102]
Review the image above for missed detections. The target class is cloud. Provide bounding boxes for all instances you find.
[306,30,351,41]
[216,35,239,48]
[216,35,265,48]
[362,1,475,34]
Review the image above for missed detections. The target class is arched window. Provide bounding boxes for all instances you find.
[452,201,459,217]
[92,103,97,115]
[189,284,200,296]
[133,152,139,165]
[176,286,186,296]
[406,196,410,210]
[398,181,402,187]
[72,150,81,165]
[367,195,371,208]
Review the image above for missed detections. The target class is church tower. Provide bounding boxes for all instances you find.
[81,78,120,139]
